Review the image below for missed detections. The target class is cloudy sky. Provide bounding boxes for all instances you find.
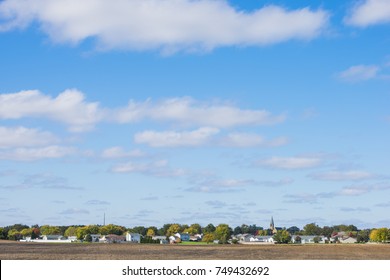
[0,0,389,229]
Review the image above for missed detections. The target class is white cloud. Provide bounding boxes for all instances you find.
[309,170,377,181]
[337,64,379,82]
[115,97,285,128]
[134,127,220,147]
[220,133,287,147]
[0,146,75,161]
[0,126,58,148]
[0,89,102,132]
[1,90,285,131]
[0,0,329,52]
[345,0,390,27]
[111,159,186,178]
[256,155,323,169]
[101,146,145,159]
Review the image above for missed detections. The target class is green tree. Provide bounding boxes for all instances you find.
[233,226,242,235]
[203,223,216,234]
[303,223,321,236]
[313,236,322,243]
[166,224,181,237]
[40,225,61,235]
[287,226,300,235]
[64,226,78,237]
[76,227,88,240]
[20,228,33,237]
[84,234,93,242]
[273,230,291,244]
[357,230,370,243]
[86,225,100,234]
[0,227,4,239]
[7,229,22,240]
[214,224,231,244]
[129,226,147,236]
[100,224,126,235]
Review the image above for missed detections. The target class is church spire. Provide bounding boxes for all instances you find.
[270,216,277,234]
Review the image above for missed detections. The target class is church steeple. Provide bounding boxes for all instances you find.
[270,216,277,234]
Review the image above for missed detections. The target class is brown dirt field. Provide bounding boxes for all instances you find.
[1,241,389,260]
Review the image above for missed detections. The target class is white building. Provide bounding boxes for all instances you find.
[126,232,141,243]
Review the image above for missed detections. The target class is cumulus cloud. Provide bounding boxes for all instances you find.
[0,126,58,148]
[345,0,390,27]
[220,133,287,147]
[1,90,285,132]
[0,0,329,52]
[256,155,323,169]
[115,97,285,128]
[337,64,379,82]
[0,89,102,132]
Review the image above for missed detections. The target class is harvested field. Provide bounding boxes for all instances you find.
[1,241,389,260]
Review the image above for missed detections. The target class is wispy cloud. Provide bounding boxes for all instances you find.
[309,170,378,181]
[0,146,76,161]
[340,207,371,212]
[255,155,324,169]
[0,0,329,53]
[86,200,110,205]
[337,64,379,82]
[101,147,145,159]
[59,208,90,215]
[134,127,219,148]
[110,159,186,178]
[345,0,390,27]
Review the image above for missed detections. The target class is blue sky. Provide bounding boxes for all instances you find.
[0,0,389,230]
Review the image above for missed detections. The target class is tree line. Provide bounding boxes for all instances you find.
[1,222,389,243]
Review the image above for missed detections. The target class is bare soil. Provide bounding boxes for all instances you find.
[1,241,389,260]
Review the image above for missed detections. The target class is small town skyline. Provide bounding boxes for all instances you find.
[1,0,390,230]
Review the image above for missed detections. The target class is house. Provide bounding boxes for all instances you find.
[90,234,101,242]
[239,234,254,242]
[153,236,168,244]
[67,236,78,242]
[339,236,357,244]
[100,234,126,243]
[189,235,202,242]
[292,235,327,244]
[253,236,274,243]
[174,233,190,241]
[42,235,66,240]
[126,232,141,243]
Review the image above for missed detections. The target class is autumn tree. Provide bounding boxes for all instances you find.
[146,228,156,237]
[202,233,215,244]
[370,228,390,243]
[166,224,181,237]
